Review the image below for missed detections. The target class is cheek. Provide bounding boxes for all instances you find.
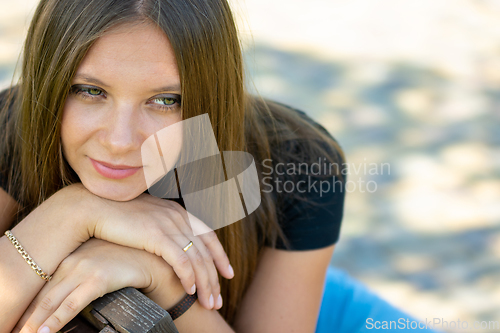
[60,102,94,161]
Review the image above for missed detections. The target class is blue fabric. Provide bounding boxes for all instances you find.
[316,266,441,332]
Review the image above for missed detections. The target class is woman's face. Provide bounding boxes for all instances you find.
[61,22,182,201]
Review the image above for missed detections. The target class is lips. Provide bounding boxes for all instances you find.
[90,158,142,179]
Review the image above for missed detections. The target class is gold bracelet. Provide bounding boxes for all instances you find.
[4,230,52,282]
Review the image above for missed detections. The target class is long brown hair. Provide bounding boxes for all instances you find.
[0,0,345,324]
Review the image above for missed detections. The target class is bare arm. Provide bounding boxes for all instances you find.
[0,186,89,331]
[0,183,232,332]
[15,239,235,333]
[233,245,336,332]
[172,298,236,332]
[173,245,335,333]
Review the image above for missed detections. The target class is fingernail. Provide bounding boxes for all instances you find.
[209,294,214,308]
[216,294,223,308]
[228,264,234,278]
[190,284,196,294]
[39,327,50,333]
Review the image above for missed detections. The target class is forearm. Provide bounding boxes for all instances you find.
[0,235,49,331]
[173,300,235,333]
[0,190,87,330]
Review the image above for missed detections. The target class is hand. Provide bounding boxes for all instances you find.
[15,238,200,333]
[62,183,233,310]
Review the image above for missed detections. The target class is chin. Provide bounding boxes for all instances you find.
[81,178,147,202]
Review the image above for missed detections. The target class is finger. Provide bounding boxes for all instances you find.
[151,218,200,297]
[146,216,214,305]
[96,212,198,297]
[18,266,67,331]
[36,282,103,333]
[21,278,79,333]
[13,300,37,333]
[93,198,215,302]
[176,209,234,280]
[156,236,197,298]
[193,238,222,310]
[169,210,231,309]
[155,206,216,309]
[170,234,214,310]
[163,205,227,309]
[163,209,219,310]
[197,227,234,280]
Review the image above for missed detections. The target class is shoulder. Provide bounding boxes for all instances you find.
[0,87,20,231]
[254,100,347,251]
[0,86,17,110]
[258,99,347,186]
[0,86,18,132]
[0,87,20,203]
[0,87,11,101]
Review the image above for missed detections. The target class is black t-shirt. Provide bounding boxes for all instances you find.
[0,92,345,251]
[262,105,346,250]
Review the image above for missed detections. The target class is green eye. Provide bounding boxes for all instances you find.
[69,85,105,99]
[88,88,102,96]
[148,95,181,113]
[154,97,176,105]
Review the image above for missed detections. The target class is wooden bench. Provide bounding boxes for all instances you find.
[61,288,178,333]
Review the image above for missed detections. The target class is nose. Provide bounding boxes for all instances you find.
[100,103,142,155]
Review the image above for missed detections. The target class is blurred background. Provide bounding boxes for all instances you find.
[1,0,499,331]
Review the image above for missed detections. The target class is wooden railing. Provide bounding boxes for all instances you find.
[61,288,178,333]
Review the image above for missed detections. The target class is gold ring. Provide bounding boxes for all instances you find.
[183,241,193,252]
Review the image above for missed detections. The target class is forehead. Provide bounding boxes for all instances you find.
[76,22,179,79]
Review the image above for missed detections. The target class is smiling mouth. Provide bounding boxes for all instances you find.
[90,158,142,179]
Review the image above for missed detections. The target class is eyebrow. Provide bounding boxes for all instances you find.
[72,74,181,93]
[73,74,109,88]
[151,84,182,94]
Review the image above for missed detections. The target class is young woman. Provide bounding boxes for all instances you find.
[0,0,437,332]
[0,0,346,332]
